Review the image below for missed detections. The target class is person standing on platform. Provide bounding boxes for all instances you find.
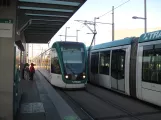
[29,63,35,80]
[24,63,30,80]
[22,63,29,79]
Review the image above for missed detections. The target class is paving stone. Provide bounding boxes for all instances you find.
[21,102,45,113]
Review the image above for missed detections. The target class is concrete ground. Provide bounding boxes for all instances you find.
[16,71,79,120]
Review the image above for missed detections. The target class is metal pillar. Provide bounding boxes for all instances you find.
[94,17,96,45]
[0,1,18,120]
[112,6,114,41]
[65,27,70,41]
[76,30,80,42]
[144,0,147,33]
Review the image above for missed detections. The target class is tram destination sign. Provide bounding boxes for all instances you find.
[0,19,13,38]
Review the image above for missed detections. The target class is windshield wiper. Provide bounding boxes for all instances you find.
[65,63,75,74]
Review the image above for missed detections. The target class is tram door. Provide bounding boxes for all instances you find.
[111,49,126,92]
[91,52,99,84]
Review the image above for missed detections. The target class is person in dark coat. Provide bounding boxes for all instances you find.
[22,63,29,79]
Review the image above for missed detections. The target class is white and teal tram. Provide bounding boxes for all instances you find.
[35,41,88,88]
[89,30,161,106]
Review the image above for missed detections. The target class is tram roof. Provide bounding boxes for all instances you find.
[91,37,134,50]
[139,30,161,43]
[51,41,85,47]
[17,0,87,43]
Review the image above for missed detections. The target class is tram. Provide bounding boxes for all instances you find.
[89,30,161,106]
[35,41,88,88]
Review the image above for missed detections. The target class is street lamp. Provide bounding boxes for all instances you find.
[132,0,147,33]
[76,30,80,42]
[65,27,70,41]
[132,16,145,20]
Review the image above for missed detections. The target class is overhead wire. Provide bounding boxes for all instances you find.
[97,0,130,19]
[53,0,131,45]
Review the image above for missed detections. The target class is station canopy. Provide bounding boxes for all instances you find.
[17,0,87,43]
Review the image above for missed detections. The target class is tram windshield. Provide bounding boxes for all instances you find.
[60,43,86,74]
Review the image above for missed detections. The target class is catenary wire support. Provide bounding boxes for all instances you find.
[75,19,111,52]
[75,19,97,54]
[95,0,130,41]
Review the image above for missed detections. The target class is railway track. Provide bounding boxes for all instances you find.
[62,90,95,120]
[84,89,141,120]
[55,87,144,120]
[55,84,161,120]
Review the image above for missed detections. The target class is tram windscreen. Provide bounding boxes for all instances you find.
[60,43,85,74]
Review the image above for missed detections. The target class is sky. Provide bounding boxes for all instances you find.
[28,0,161,59]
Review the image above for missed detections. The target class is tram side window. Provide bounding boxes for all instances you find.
[155,48,161,84]
[111,49,125,79]
[117,49,125,79]
[46,51,51,72]
[47,52,51,72]
[142,44,161,84]
[99,51,110,75]
[42,53,45,69]
[40,54,42,68]
[45,53,48,70]
[51,49,61,74]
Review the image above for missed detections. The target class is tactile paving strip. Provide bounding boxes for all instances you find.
[20,102,45,113]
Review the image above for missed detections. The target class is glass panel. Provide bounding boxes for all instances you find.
[142,49,153,82]
[41,53,45,69]
[61,43,85,74]
[99,51,110,75]
[155,44,161,49]
[111,49,125,79]
[143,45,153,50]
[63,51,82,64]
[45,52,47,70]
[45,51,50,72]
[51,49,61,74]
[117,49,125,79]
[142,45,161,84]
[154,49,161,84]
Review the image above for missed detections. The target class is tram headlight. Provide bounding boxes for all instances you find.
[83,75,86,79]
[65,75,69,79]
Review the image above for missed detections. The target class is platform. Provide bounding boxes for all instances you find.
[16,71,80,120]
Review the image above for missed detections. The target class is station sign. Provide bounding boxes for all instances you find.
[0,19,13,38]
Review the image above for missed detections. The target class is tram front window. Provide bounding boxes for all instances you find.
[61,43,85,75]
